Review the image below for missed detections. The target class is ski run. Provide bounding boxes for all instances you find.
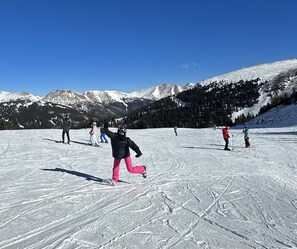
[0,125,297,249]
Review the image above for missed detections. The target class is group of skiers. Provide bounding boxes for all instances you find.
[62,119,109,146]
[62,117,251,186]
[89,122,108,147]
[222,126,251,151]
[61,118,147,186]
[172,125,251,151]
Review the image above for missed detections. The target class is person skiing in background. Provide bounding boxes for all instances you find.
[90,122,99,147]
[62,117,71,144]
[174,126,178,136]
[243,127,251,148]
[104,123,147,185]
[222,126,230,151]
[100,125,108,143]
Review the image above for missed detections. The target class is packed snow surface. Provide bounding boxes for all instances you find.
[0,125,297,248]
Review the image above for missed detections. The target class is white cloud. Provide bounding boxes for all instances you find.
[182,62,197,69]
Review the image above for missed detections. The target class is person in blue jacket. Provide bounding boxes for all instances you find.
[100,126,108,143]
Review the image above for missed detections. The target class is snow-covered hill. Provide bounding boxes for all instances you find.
[237,104,297,128]
[199,59,297,121]
[0,91,41,102]
[201,59,297,86]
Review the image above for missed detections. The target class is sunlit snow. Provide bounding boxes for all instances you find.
[1,106,297,248]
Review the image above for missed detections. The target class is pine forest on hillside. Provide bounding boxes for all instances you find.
[124,78,297,129]
[124,79,263,128]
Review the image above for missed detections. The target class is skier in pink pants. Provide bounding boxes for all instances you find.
[104,123,147,185]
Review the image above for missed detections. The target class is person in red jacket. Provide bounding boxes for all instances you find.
[222,126,230,151]
[104,123,147,185]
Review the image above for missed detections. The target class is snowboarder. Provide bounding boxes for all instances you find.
[100,126,108,143]
[104,123,147,185]
[222,126,230,151]
[89,122,99,147]
[243,127,251,148]
[174,126,178,136]
[62,118,71,144]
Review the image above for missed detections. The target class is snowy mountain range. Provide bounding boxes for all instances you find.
[41,83,194,111]
[0,83,190,106]
[1,59,297,129]
[200,59,297,121]
[123,59,297,129]
[0,83,192,129]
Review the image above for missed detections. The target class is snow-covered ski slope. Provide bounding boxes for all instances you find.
[0,125,297,248]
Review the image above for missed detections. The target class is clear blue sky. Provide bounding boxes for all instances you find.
[0,0,297,96]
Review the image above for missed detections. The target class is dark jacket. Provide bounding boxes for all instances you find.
[105,128,142,159]
[63,119,70,132]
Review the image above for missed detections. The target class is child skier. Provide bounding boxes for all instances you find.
[222,126,230,151]
[104,123,147,185]
[243,127,251,148]
[90,122,99,147]
[100,126,108,143]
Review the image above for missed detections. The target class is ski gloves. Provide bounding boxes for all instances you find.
[135,152,142,158]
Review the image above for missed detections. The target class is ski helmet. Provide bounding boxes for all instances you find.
[117,125,127,135]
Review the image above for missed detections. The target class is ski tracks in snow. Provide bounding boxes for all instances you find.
[1,128,297,248]
[0,183,145,249]
[161,161,238,249]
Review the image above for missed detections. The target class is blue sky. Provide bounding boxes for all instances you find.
[0,0,297,96]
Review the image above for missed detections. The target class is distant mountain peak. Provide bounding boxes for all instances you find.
[129,83,183,100]
[0,91,41,102]
[42,89,88,106]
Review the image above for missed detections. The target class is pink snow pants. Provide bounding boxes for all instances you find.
[112,156,145,182]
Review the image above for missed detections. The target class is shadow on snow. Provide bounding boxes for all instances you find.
[42,168,130,185]
[43,138,92,146]
[183,146,224,151]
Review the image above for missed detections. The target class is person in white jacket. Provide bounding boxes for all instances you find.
[89,122,99,147]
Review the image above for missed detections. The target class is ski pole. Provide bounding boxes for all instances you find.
[232,134,235,149]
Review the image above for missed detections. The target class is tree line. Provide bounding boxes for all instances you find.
[123,79,265,128]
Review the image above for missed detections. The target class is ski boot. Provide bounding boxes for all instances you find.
[142,166,147,178]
